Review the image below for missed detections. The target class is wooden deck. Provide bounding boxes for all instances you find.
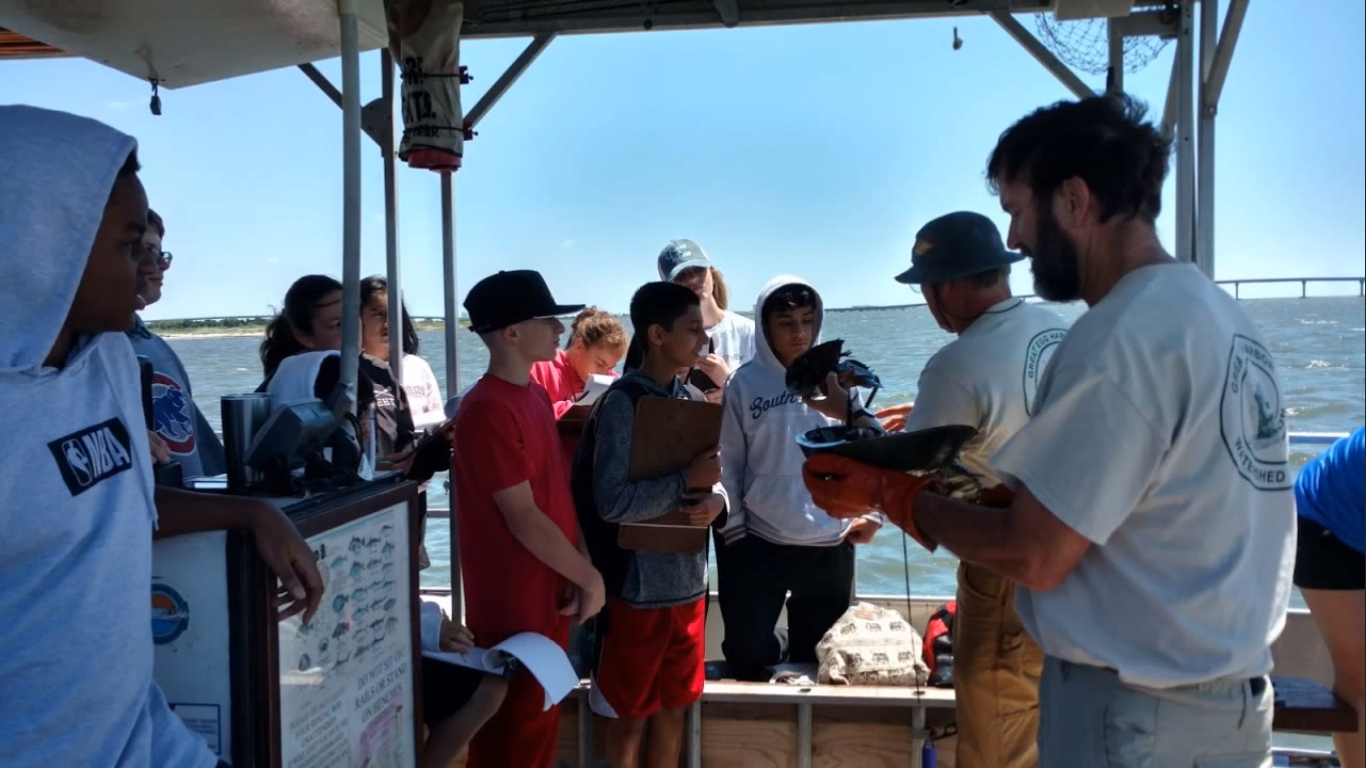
[442,675,1355,767]
[447,679,962,768]
[425,592,1356,767]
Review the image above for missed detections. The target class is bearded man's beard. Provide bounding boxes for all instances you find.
[1027,203,1083,303]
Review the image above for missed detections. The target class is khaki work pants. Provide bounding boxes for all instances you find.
[953,561,1045,768]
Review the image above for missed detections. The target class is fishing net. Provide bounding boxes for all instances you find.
[1034,13,1171,76]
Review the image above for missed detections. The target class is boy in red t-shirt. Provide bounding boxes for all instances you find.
[452,270,606,768]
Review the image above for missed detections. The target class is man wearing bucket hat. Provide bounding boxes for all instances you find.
[874,211,1069,768]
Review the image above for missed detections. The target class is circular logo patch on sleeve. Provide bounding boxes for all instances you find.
[1220,333,1291,491]
[1023,328,1067,416]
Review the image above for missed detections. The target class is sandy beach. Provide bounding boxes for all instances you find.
[156,321,456,340]
[160,330,266,340]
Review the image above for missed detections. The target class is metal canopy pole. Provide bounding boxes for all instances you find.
[991,12,1096,101]
[1174,0,1195,265]
[299,63,344,108]
[338,0,363,408]
[1204,0,1250,108]
[439,34,557,620]
[465,34,556,130]
[1161,52,1179,139]
[1107,18,1124,94]
[1196,0,1216,279]
[382,50,404,380]
[1198,0,1249,278]
[442,172,462,620]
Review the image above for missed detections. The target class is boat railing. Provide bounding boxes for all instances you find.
[832,276,1365,312]
[418,430,1350,519]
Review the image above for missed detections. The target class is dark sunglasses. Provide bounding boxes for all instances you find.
[154,251,173,269]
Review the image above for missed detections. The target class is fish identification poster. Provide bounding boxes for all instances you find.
[278,503,416,768]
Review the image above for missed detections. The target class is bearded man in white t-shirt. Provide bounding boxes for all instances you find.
[803,94,1295,767]
[889,210,1068,768]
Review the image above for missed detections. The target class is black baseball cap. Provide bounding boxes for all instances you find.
[463,270,585,334]
[657,239,713,282]
[893,211,1024,286]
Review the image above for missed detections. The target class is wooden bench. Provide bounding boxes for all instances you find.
[447,677,959,768]
[445,675,1356,768]
[1271,675,1358,734]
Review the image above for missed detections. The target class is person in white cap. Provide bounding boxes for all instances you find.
[657,239,756,397]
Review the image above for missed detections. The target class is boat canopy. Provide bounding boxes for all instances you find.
[2,0,1247,621]
[0,1,1178,88]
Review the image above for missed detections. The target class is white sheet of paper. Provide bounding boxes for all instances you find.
[422,631,580,710]
[575,374,615,407]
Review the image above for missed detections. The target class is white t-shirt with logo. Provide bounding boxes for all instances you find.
[708,310,756,373]
[992,263,1296,689]
[401,353,445,430]
[903,298,1068,487]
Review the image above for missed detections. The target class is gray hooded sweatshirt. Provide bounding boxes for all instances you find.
[0,105,216,768]
[577,372,729,609]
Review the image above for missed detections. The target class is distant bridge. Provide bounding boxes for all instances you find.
[832,276,1365,313]
[1218,276,1364,300]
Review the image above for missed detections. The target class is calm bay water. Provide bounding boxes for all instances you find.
[171,296,1365,597]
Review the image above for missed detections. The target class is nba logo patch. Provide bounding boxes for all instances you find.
[47,418,134,496]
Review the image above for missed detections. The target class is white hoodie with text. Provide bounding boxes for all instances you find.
[717,275,883,547]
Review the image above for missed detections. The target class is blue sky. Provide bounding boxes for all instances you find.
[2,4,1363,319]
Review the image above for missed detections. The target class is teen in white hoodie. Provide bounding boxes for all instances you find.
[715,275,885,681]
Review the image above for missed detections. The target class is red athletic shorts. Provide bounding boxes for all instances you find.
[590,597,706,720]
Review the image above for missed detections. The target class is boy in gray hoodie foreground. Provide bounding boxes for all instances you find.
[0,106,322,768]
[715,275,886,681]
[573,281,729,768]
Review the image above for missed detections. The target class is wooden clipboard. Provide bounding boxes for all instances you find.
[618,396,723,553]
[557,403,591,435]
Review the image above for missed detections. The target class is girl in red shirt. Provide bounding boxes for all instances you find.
[531,307,629,465]
[530,307,629,417]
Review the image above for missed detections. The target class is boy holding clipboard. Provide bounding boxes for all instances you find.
[572,282,729,768]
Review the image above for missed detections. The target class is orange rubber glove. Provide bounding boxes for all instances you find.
[802,454,939,552]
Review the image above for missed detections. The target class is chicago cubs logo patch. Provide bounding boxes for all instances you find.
[151,371,197,454]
